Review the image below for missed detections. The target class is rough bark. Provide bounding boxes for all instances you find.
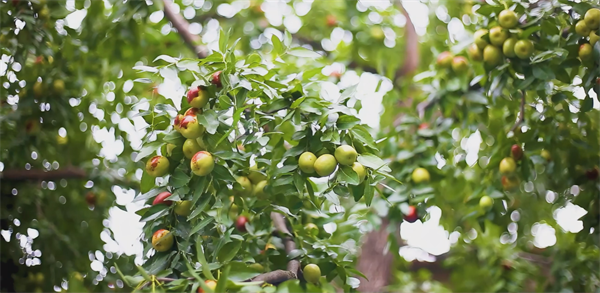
[356,1,419,291]
[162,0,209,58]
[356,218,395,292]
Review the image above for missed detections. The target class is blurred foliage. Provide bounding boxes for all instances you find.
[1,0,599,292]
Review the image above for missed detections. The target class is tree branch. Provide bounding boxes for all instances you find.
[0,166,86,181]
[162,0,209,58]
[509,91,526,133]
[393,0,419,79]
[251,212,300,283]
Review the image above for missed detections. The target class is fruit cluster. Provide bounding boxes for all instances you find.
[298,145,366,180]
[498,144,524,192]
[575,8,600,63]
[468,9,535,66]
[436,51,470,74]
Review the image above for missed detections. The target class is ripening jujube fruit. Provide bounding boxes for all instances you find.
[404,205,418,223]
[298,152,317,174]
[190,151,214,176]
[590,31,599,46]
[174,200,193,216]
[183,138,203,159]
[489,26,509,46]
[498,9,518,29]
[53,79,65,94]
[541,149,551,161]
[467,43,483,61]
[314,154,338,177]
[334,145,357,166]
[499,157,517,174]
[235,216,248,232]
[146,155,170,177]
[584,8,600,30]
[514,39,534,59]
[474,29,489,49]
[502,37,518,58]
[173,114,184,131]
[235,176,253,196]
[198,280,217,293]
[303,264,321,284]
[575,20,591,36]
[451,56,469,73]
[153,191,173,206]
[579,43,593,61]
[326,14,337,27]
[179,114,205,139]
[151,229,174,252]
[352,162,367,183]
[411,167,430,183]
[511,144,523,161]
[436,51,454,68]
[483,45,503,66]
[248,164,267,184]
[253,180,267,198]
[479,195,493,209]
[187,86,209,109]
[211,71,222,87]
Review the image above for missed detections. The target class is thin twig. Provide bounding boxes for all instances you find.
[509,91,526,133]
[162,0,209,58]
[0,166,86,181]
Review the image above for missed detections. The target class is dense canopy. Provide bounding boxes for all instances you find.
[1,0,599,292]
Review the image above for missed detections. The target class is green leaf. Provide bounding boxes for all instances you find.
[364,180,375,206]
[357,153,390,172]
[170,166,191,188]
[135,141,163,162]
[140,170,155,194]
[337,115,361,130]
[219,29,229,53]
[217,241,242,263]
[474,5,502,16]
[272,34,284,56]
[139,204,170,222]
[337,165,360,185]
[581,96,593,112]
[196,235,216,280]
[226,262,262,282]
[190,217,214,236]
[197,110,220,134]
[212,164,237,182]
[288,47,322,58]
[351,126,378,150]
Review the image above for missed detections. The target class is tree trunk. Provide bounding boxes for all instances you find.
[356,218,394,292]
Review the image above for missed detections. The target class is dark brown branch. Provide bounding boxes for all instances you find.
[393,1,419,79]
[251,212,300,283]
[0,166,86,181]
[251,269,296,285]
[509,91,526,133]
[162,0,209,58]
